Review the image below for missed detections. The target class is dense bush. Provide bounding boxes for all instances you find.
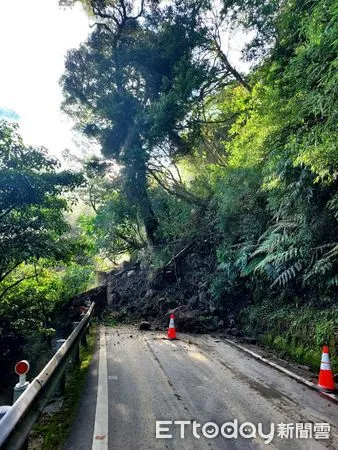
[242,304,338,371]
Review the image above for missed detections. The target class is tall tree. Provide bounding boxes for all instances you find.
[0,120,82,294]
[61,0,251,243]
[61,0,211,243]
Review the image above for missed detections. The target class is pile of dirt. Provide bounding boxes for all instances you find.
[104,245,241,334]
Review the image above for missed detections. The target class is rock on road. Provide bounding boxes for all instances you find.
[64,326,338,450]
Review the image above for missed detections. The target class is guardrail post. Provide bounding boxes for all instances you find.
[72,322,81,367]
[13,361,30,403]
[12,362,30,449]
[55,339,66,396]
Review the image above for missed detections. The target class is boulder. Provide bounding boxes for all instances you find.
[229,327,242,337]
[139,321,151,331]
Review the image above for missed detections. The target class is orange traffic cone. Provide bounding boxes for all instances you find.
[167,313,177,340]
[317,346,336,392]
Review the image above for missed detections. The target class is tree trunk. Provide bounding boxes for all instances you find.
[139,185,158,245]
[122,141,158,245]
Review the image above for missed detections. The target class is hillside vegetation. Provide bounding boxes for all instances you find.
[0,0,337,387]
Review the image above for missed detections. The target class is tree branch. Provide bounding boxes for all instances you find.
[148,169,206,207]
[0,262,23,284]
[212,37,252,92]
[0,274,38,300]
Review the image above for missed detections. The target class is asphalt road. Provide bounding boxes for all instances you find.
[64,326,338,450]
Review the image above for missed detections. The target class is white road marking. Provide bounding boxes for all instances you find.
[108,375,118,380]
[92,326,108,450]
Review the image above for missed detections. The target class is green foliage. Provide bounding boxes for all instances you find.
[242,304,338,371]
[206,0,338,310]
[267,0,338,181]
[0,262,94,335]
[152,188,197,242]
[0,121,96,360]
[0,120,83,288]
[148,186,199,266]
[79,187,146,262]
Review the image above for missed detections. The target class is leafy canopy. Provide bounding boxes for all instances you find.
[0,120,83,286]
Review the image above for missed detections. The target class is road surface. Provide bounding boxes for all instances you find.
[64,326,338,450]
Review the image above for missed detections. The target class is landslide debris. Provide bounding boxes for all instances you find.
[104,243,240,334]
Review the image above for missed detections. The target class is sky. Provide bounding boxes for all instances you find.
[0,0,90,159]
[0,0,250,162]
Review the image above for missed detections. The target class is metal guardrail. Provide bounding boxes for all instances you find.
[0,302,95,450]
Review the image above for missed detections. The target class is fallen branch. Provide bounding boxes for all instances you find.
[163,241,195,270]
[165,304,189,316]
